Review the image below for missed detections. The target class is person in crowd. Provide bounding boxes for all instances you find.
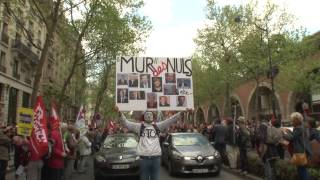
[212,120,229,166]
[63,125,79,180]
[116,107,186,180]
[236,117,250,175]
[0,126,12,180]
[307,118,320,142]
[78,132,92,173]
[12,136,30,180]
[47,125,66,180]
[282,112,312,180]
[225,117,238,169]
[257,119,279,180]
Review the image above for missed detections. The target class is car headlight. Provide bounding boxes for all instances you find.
[95,155,106,163]
[184,156,192,160]
[135,156,140,160]
[207,156,214,160]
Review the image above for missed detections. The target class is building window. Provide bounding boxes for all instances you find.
[1,22,9,44]
[13,60,19,76]
[0,51,5,66]
[22,92,30,108]
[0,84,3,102]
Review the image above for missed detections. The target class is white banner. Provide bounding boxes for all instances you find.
[116,57,194,111]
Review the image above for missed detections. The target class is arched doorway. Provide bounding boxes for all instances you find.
[208,104,220,123]
[248,86,281,122]
[196,108,205,125]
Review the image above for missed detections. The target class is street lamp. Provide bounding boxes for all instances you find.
[235,16,277,119]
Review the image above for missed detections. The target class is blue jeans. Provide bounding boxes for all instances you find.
[297,166,310,180]
[140,156,160,180]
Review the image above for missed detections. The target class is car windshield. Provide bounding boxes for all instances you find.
[172,134,209,146]
[104,135,138,149]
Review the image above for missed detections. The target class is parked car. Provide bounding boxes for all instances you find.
[162,133,221,176]
[94,133,140,179]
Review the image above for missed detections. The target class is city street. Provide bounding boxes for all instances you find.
[6,158,247,180]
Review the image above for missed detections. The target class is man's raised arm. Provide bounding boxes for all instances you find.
[156,112,183,132]
[118,112,141,134]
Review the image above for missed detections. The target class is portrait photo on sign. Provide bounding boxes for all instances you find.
[117,88,129,103]
[165,73,176,83]
[159,96,170,107]
[129,91,145,100]
[177,78,191,89]
[164,84,178,95]
[147,93,157,109]
[140,74,151,88]
[128,73,139,87]
[117,73,128,85]
[152,77,162,92]
[177,96,187,107]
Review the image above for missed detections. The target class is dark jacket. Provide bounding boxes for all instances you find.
[283,126,312,157]
[257,123,279,161]
[213,124,227,144]
[309,128,320,142]
[226,123,237,146]
[237,125,250,148]
[0,129,11,161]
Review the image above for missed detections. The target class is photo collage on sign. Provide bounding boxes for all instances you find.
[117,71,192,109]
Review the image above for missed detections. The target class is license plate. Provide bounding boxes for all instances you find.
[192,169,208,173]
[112,164,130,169]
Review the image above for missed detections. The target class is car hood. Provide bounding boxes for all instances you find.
[98,147,137,160]
[174,145,216,157]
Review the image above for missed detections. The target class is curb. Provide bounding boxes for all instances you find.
[222,165,263,180]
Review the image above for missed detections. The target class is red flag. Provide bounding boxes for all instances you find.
[108,120,114,131]
[30,96,48,156]
[50,102,60,130]
[76,105,85,122]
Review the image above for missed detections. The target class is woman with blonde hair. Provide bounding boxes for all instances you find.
[282,112,312,180]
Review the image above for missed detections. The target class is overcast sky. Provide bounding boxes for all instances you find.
[140,0,320,57]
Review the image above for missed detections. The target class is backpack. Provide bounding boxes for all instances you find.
[266,126,283,145]
[140,123,160,137]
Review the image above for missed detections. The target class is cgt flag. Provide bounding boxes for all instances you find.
[30,96,48,156]
[50,102,60,131]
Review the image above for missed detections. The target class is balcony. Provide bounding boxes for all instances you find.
[11,40,39,64]
[13,73,20,80]
[0,65,6,73]
[1,33,9,45]
[25,78,32,85]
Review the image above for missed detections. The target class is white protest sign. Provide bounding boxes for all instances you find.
[116,57,194,111]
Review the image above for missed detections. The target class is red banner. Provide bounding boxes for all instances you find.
[50,102,60,131]
[30,96,48,156]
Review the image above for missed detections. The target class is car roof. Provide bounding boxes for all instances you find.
[169,132,203,136]
[107,133,138,138]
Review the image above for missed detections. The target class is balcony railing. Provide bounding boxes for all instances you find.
[0,65,6,73]
[11,40,39,64]
[13,73,20,80]
[25,78,31,85]
[1,33,9,45]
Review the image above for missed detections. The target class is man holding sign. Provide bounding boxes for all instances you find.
[115,107,190,180]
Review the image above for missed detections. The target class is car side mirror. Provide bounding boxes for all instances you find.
[163,142,170,147]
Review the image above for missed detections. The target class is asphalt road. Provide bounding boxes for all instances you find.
[6,158,247,180]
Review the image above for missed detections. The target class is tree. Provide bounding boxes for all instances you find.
[195,1,252,116]
[85,0,151,118]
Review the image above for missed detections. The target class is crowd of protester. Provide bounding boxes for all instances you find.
[0,110,319,180]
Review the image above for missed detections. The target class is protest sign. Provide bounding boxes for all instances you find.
[17,108,34,136]
[116,57,194,111]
